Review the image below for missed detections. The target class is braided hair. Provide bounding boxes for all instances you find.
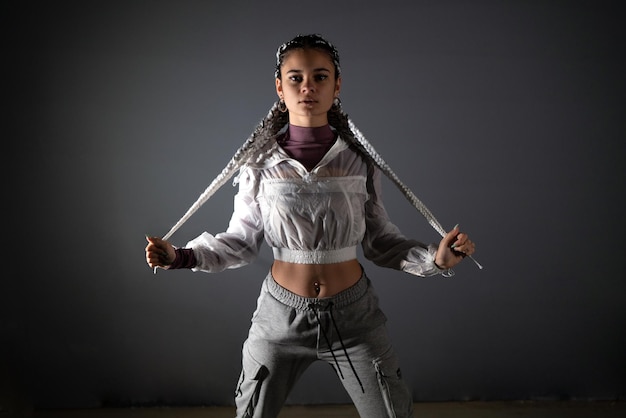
[161,101,286,240]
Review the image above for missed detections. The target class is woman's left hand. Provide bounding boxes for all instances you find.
[435,225,476,270]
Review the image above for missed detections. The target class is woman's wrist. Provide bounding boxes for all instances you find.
[168,248,197,269]
[434,259,455,277]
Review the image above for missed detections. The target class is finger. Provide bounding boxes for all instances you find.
[451,232,467,245]
[451,236,471,253]
[146,235,164,246]
[147,247,170,261]
[466,241,476,255]
[444,224,460,246]
[145,241,158,253]
[146,236,158,251]
[147,252,169,268]
[455,240,475,256]
[147,254,161,268]
[146,244,164,259]
[146,237,168,253]
[450,233,465,251]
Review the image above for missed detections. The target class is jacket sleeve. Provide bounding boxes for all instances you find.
[361,164,444,277]
[185,167,264,273]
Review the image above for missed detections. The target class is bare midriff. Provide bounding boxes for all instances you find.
[271,259,363,298]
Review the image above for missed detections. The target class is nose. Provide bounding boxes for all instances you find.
[301,77,315,93]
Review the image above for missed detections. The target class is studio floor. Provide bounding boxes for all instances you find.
[24,401,626,418]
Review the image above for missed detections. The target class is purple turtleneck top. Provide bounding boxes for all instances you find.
[168,124,337,269]
[278,124,337,171]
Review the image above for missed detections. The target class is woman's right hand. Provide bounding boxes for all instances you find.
[145,236,176,269]
[434,225,475,270]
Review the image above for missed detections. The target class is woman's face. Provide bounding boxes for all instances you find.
[276,48,341,127]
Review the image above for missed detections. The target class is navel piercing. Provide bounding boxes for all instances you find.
[314,282,321,295]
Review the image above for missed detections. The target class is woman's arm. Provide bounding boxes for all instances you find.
[361,165,474,276]
[145,167,265,273]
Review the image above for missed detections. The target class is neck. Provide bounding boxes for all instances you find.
[288,114,329,127]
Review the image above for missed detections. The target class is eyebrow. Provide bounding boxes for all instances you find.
[286,67,331,74]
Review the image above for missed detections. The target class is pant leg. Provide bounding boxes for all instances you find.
[234,338,315,418]
[327,325,415,418]
[234,276,319,418]
[314,278,415,418]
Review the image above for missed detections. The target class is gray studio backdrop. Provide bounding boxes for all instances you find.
[3,0,625,410]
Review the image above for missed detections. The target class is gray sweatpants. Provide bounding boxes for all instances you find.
[234,271,415,417]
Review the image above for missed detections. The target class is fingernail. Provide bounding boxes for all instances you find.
[451,243,457,249]
[454,223,460,229]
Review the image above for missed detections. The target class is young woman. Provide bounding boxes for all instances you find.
[146,34,475,418]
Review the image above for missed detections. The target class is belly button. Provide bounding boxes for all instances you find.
[313,282,321,295]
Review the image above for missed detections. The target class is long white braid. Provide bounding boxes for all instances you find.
[329,105,483,271]
[348,119,447,237]
[161,102,286,241]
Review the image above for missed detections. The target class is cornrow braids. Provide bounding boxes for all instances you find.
[161,101,288,241]
[328,104,483,272]
[275,34,341,79]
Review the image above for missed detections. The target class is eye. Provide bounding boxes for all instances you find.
[315,74,328,81]
[289,75,303,83]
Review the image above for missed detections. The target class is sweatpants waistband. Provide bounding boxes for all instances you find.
[265,271,369,311]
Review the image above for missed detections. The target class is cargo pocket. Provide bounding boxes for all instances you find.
[373,348,413,418]
[235,344,269,418]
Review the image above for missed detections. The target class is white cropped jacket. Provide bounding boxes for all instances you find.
[186,136,443,277]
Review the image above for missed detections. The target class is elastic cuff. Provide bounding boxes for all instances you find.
[168,248,197,269]
[441,268,455,277]
[436,263,455,277]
